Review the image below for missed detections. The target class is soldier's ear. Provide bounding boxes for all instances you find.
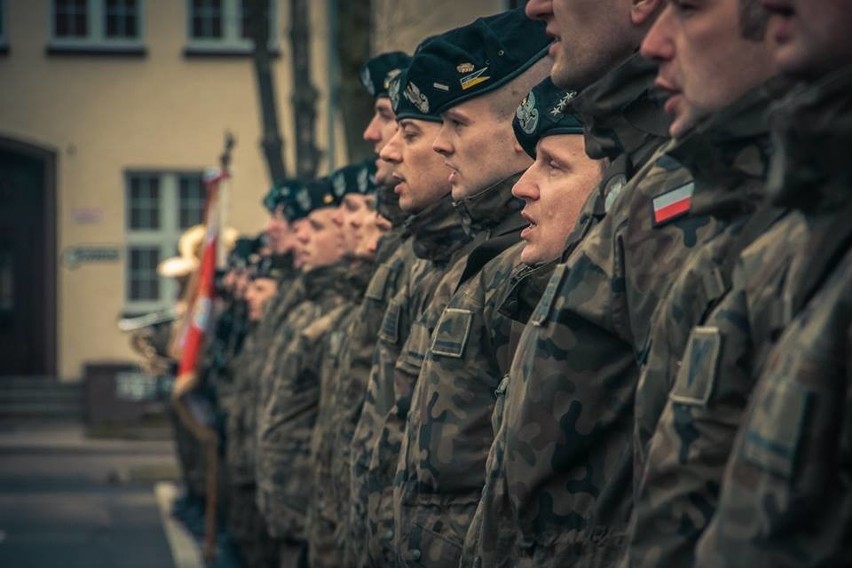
[631,0,664,26]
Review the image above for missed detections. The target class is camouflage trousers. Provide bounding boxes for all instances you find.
[226,483,278,568]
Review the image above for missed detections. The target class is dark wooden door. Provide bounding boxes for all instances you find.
[0,146,54,376]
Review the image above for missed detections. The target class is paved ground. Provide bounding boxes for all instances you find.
[0,422,197,568]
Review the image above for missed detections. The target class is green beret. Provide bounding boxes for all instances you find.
[513,77,584,159]
[283,177,339,221]
[399,8,549,115]
[359,51,412,99]
[330,158,380,198]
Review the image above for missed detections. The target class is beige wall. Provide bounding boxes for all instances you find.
[0,0,343,379]
[372,0,507,54]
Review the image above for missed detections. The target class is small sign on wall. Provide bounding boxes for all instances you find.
[62,245,121,269]
[71,208,105,224]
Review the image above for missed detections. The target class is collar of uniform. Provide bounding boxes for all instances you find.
[453,171,524,237]
[667,79,785,216]
[302,260,352,301]
[343,258,377,302]
[497,256,559,324]
[406,193,471,263]
[572,53,671,170]
[376,183,409,227]
[768,63,852,213]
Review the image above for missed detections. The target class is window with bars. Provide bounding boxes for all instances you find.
[125,171,206,312]
[186,0,276,54]
[50,0,143,51]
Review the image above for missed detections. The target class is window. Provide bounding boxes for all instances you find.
[125,171,207,312]
[186,0,277,55]
[50,0,144,52]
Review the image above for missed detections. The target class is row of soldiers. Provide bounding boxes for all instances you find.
[172,0,852,566]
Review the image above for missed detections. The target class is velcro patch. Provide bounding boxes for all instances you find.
[379,301,402,345]
[365,265,391,301]
[530,263,567,326]
[741,378,811,479]
[652,182,694,226]
[430,308,474,358]
[670,326,722,407]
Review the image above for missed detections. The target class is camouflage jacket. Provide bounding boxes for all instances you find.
[626,82,795,566]
[255,261,359,540]
[393,240,527,566]
[461,54,672,566]
[328,233,417,553]
[348,194,471,566]
[695,65,852,566]
[224,274,307,487]
[472,52,721,566]
[377,175,525,567]
[307,302,362,567]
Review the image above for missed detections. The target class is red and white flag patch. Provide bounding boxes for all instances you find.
[652,182,694,226]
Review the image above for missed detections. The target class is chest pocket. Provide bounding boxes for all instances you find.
[530,264,567,326]
[365,265,392,302]
[669,326,722,407]
[430,308,474,359]
[740,373,813,479]
[379,299,403,345]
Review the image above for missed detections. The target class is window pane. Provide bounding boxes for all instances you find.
[55,0,89,38]
[105,0,139,39]
[191,0,222,39]
[128,175,161,230]
[178,175,206,229]
[128,247,160,301]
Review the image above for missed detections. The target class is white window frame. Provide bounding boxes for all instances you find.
[124,170,206,313]
[49,0,145,52]
[185,0,278,55]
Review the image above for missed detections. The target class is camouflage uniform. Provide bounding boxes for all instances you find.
[255,261,356,560]
[349,194,470,566]
[328,229,417,557]
[694,65,852,566]
[626,83,793,566]
[471,53,683,567]
[377,175,524,567]
[392,239,526,566]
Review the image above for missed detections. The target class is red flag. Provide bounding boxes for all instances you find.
[173,168,226,396]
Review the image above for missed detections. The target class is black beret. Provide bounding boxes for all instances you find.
[330,159,380,198]
[390,67,443,122]
[262,178,309,213]
[359,51,412,99]
[227,236,263,269]
[513,77,583,159]
[399,8,550,115]
[251,254,290,281]
[282,177,340,221]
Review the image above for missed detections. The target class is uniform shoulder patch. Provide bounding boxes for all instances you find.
[430,308,474,358]
[379,300,402,345]
[365,265,391,301]
[652,182,694,227]
[741,376,812,479]
[670,326,722,407]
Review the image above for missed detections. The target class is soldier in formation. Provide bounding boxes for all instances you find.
[141,1,852,565]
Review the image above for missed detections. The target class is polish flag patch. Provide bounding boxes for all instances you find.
[652,182,694,226]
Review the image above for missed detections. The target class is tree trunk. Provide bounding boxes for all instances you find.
[290,0,321,178]
[246,0,287,183]
[334,0,373,162]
